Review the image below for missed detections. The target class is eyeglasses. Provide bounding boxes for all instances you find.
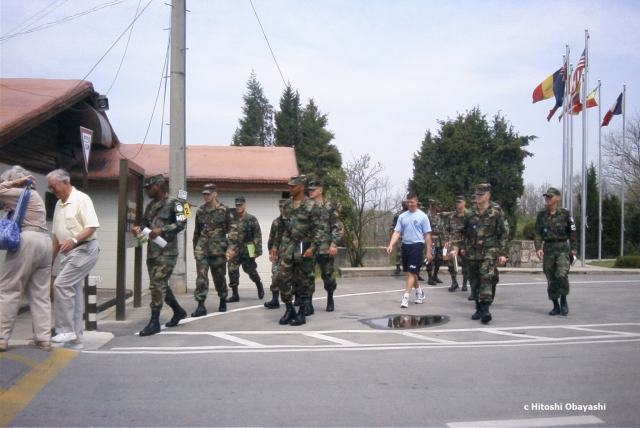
[47,182,60,191]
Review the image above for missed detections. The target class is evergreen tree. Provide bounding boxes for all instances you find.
[576,163,600,258]
[408,107,534,236]
[274,84,301,148]
[232,71,274,146]
[602,194,622,258]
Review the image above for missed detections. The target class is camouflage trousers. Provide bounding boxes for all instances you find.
[270,257,281,292]
[315,254,337,293]
[194,254,228,301]
[274,256,316,305]
[147,256,178,310]
[228,255,262,289]
[543,241,571,300]
[394,237,402,265]
[426,245,444,275]
[448,253,468,278]
[467,258,499,304]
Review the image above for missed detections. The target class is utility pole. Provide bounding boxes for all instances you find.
[169,0,187,293]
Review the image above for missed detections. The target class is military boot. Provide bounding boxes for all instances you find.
[279,302,297,325]
[471,302,483,320]
[226,286,240,303]
[165,300,187,327]
[433,266,443,283]
[560,295,569,316]
[417,274,425,281]
[264,291,280,309]
[461,277,468,292]
[549,299,561,315]
[394,264,401,275]
[191,300,207,317]
[326,291,334,312]
[289,306,306,326]
[427,271,437,286]
[480,303,492,324]
[448,274,459,292]
[293,293,302,306]
[139,309,161,336]
[305,296,314,316]
[256,281,265,299]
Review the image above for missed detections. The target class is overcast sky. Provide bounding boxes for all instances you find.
[2,0,639,194]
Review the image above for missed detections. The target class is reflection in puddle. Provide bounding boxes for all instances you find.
[359,314,450,330]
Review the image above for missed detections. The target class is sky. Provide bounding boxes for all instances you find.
[2,0,639,194]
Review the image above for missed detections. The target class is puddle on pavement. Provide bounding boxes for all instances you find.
[359,314,450,330]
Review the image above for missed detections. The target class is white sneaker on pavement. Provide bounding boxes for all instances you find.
[51,332,77,343]
[400,296,409,308]
[415,290,425,304]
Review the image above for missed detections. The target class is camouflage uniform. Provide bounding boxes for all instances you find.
[268,216,280,293]
[193,201,238,301]
[451,198,509,305]
[446,208,468,282]
[534,206,577,300]
[426,207,444,282]
[228,211,262,289]
[391,210,403,266]
[273,196,323,306]
[314,199,344,293]
[142,195,186,310]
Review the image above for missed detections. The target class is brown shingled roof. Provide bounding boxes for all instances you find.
[84,144,299,185]
[0,78,97,145]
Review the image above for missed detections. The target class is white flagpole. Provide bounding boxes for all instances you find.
[597,79,602,260]
[621,84,627,256]
[580,29,589,266]
[562,50,568,207]
[569,61,574,215]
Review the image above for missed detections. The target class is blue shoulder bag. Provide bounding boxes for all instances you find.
[0,180,33,252]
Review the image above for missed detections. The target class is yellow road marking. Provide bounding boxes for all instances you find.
[0,348,76,427]
[0,352,40,368]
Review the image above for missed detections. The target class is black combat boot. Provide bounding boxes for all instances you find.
[480,303,492,324]
[219,298,227,312]
[264,291,280,309]
[165,300,187,327]
[191,300,207,317]
[305,296,314,316]
[560,295,569,316]
[461,277,468,292]
[226,286,240,303]
[256,281,265,299]
[279,302,297,325]
[394,264,401,275]
[417,274,425,281]
[448,274,459,292]
[549,299,561,316]
[326,291,334,312]
[471,301,483,320]
[139,309,161,336]
[293,293,301,306]
[433,266,443,283]
[427,271,437,286]
[289,306,306,326]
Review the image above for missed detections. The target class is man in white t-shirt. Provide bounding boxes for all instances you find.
[387,193,432,308]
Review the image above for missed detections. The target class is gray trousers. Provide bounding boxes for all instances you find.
[53,240,99,342]
[1,230,52,342]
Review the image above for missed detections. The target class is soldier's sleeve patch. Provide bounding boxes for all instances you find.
[174,202,186,222]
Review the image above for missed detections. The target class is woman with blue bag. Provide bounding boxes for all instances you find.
[0,165,52,352]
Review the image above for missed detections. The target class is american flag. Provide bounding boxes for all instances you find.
[571,50,585,96]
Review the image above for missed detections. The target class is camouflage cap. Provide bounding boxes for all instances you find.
[288,175,307,186]
[475,183,491,195]
[143,174,164,188]
[430,200,442,207]
[455,195,466,202]
[307,179,323,190]
[278,198,288,207]
[543,187,561,197]
[202,183,216,194]
[235,196,246,205]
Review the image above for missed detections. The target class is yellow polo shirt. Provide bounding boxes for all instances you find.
[52,187,100,242]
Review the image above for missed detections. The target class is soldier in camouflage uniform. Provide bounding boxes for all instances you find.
[426,200,445,285]
[227,197,264,303]
[450,184,509,324]
[264,199,287,309]
[391,201,408,274]
[269,175,323,326]
[192,183,237,317]
[137,174,188,336]
[445,195,468,292]
[308,179,344,312]
[534,187,577,316]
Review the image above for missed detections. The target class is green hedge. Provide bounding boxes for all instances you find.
[614,256,640,268]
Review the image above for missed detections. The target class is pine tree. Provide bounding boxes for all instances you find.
[274,84,301,148]
[232,71,274,147]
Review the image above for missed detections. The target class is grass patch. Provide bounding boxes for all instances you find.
[587,260,616,268]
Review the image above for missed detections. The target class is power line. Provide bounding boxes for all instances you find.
[248,0,287,87]
[106,0,143,95]
[0,0,68,39]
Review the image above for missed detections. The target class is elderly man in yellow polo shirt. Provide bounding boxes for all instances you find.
[47,169,100,349]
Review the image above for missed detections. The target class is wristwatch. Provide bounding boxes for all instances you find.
[72,238,78,245]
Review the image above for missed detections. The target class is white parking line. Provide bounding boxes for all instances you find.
[303,333,358,346]
[447,415,604,427]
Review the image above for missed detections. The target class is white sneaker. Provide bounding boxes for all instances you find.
[400,296,409,308]
[52,341,83,350]
[415,290,425,304]
[51,332,77,343]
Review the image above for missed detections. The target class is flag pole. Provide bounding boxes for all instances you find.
[597,79,602,261]
[580,29,589,266]
[562,50,568,207]
[621,84,627,256]
[569,61,574,216]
